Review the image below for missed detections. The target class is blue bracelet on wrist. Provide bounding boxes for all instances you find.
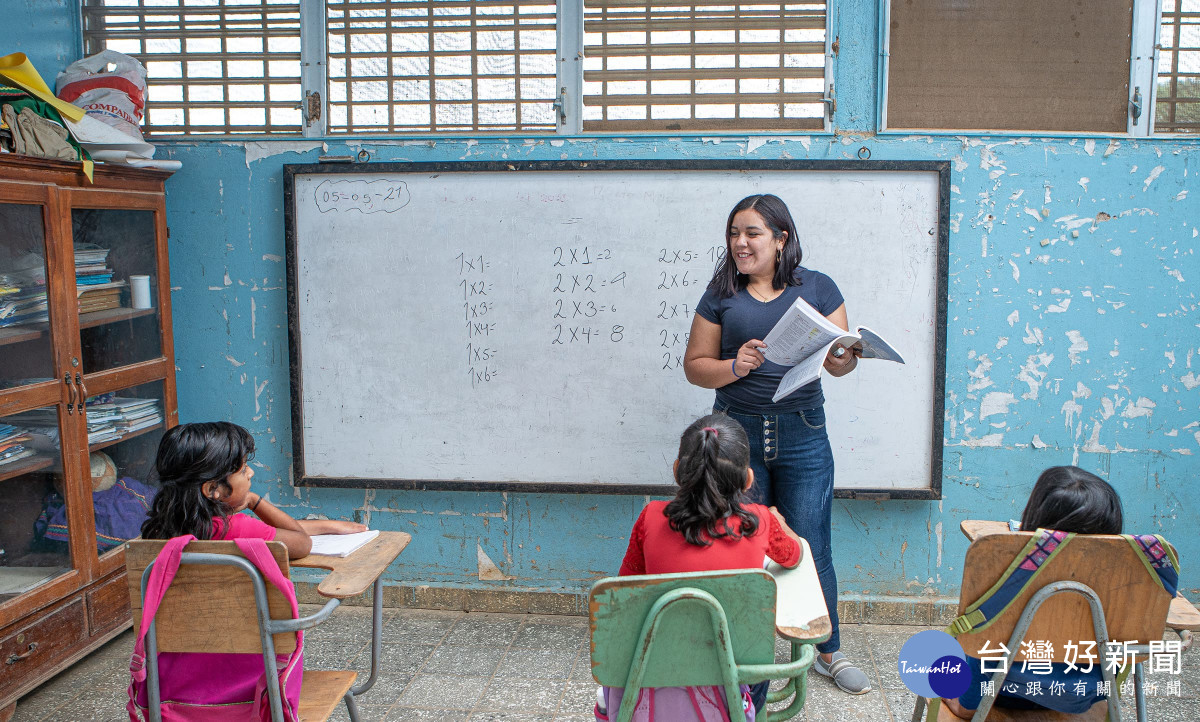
[731,359,745,378]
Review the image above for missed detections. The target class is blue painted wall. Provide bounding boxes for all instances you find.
[5,0,1197,601]
[4,0,81,78]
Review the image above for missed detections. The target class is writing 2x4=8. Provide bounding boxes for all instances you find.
[551,325,624,345]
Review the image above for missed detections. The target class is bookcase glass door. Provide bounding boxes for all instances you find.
[0,201,54,390]
[85,379,165,560]
[70,208,162,374]
[0,404,75,608]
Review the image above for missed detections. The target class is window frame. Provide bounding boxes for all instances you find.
[876,0,1183,138]
[82,0,834,138]
[1151,0,1200,135]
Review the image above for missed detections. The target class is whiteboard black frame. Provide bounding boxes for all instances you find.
[283,159,950,499]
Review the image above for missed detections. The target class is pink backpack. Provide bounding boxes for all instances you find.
[596,685,757,722]
[126,535,304,721]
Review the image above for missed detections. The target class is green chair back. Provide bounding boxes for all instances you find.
[589,569,777,689]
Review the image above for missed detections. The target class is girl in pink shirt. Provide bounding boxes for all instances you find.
[140,422,363,558]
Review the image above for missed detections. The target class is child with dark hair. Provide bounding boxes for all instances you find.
[944,466,1124,719]
[596,413,805,720]
[1019,465,1123,535]
[140,421,364,558]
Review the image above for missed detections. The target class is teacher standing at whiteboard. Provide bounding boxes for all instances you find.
[683,194,870,696]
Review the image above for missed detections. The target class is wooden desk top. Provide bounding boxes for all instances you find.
[958,520,1200,633]
[292,531,411,598]
[767,538,832,644]
[959,519,1010,541]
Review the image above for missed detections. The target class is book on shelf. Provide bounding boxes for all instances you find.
[0,293,49,327]
[86,397,163,442]
[74,244,114,288]
[0,447,36,467]
[761,296,905,403]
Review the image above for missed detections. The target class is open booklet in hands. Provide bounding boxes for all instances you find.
[761,296,905,403]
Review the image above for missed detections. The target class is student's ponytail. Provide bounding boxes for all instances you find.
[665,414,759,546]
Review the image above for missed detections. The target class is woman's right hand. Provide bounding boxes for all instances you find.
[734,339,768,378]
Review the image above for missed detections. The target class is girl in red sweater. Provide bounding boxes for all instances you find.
[599,413,805,720]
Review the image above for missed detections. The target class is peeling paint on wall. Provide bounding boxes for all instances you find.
[477,543,517,581]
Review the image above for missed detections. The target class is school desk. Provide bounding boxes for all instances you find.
[958,520,1200,634]
[764,537,830,717]
[767,537,832,644]
[292,531,412,699]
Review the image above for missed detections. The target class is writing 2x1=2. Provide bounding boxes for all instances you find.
[553,246,612,266]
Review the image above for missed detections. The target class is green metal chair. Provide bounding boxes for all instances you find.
[589,569,819,722]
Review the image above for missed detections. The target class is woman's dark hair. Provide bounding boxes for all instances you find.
[708,194,803,298]
[140,421,255,540]
[665,413,759,546]
[1020,466,1123,534]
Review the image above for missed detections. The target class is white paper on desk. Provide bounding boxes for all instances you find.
[764,538,827,631]
[308,529,379,557]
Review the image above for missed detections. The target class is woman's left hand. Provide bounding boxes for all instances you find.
[824,342,861,377]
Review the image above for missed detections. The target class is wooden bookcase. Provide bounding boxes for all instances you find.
[0,156,178,719]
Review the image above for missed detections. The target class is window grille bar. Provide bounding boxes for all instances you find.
[82,0,304,136]
[325,0,559,133]
[583,0,826,131]
[1155,1,1199,133]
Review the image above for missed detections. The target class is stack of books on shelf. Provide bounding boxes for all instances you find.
[74,244,115,287]
[77,280,127,315]
[1,268,48,329]
[85,395,163,443]
[74,244,125,315]
[0,423,36,468]
[0,287,48,328]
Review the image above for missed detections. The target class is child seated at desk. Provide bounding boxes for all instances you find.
[944,465,1124,719]
[140,421,364,558]
[597,413,805,721]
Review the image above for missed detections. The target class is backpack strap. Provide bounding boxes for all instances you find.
[130,535,197,673]
[127,534,196,721]
[233,538,304,722]
[1123,534,1180,597]
[947,529,1074,637]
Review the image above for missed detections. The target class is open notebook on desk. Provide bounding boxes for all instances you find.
[764,538,830,641]
[307,529,379,558]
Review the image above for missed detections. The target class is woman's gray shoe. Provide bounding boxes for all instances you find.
[814,651,873,694]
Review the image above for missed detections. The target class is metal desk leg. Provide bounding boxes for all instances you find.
[350,576,384,697]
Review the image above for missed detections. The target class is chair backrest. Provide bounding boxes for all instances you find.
[125,539,297,654]
[956,533,1174,661]
[589,569,777,688]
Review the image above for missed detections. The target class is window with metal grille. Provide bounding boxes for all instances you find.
[581,0,828,132]
[326,0,559,133]
[1156,0,1200,133]
[82,0,304,136]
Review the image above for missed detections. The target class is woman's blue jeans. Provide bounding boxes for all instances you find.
[714,401,840,655]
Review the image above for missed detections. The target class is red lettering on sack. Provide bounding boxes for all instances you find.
[80,103,138,126]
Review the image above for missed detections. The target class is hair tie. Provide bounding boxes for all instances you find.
[702,427,719,437]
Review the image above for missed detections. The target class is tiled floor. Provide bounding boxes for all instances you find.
[11,606,1200,721]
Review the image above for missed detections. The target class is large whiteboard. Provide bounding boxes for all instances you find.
[284,161,948,498]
